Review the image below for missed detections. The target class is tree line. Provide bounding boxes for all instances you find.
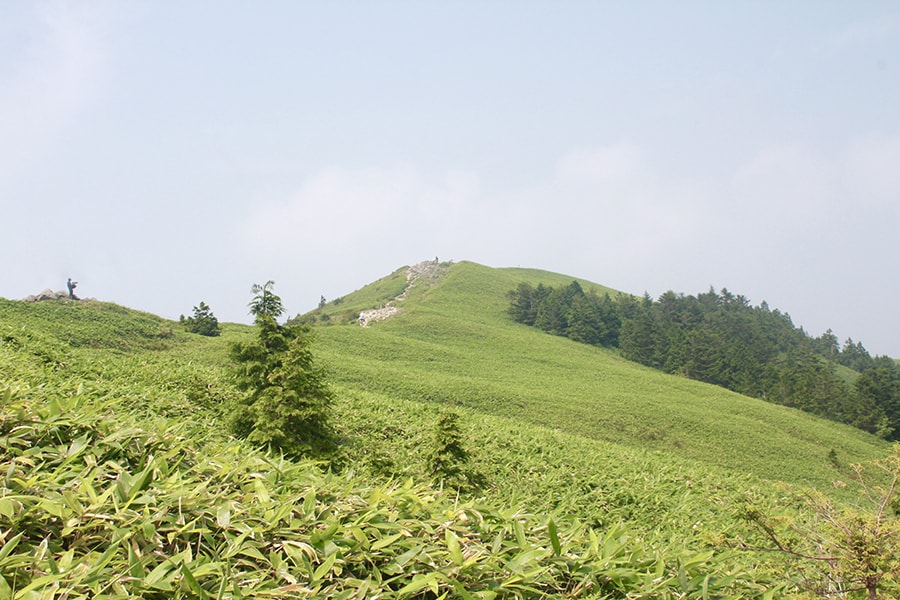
[508,281,900,440]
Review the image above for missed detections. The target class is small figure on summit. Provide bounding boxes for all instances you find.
[66,278,79,300]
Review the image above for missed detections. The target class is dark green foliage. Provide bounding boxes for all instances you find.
[508,281,896,437]
[506,282,543,326]
[840,338,876,372]
[179,301,220,336]
[427,411,483,492]
[619,298,668,369]
[856,361,900,441]
[814,328,840,359]
[248,280,285,321]
[230,284,335,458]
[764,347,857,422]
[508,281,620,347]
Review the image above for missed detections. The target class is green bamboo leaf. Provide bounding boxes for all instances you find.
[128,464,154,498]
[80,474,100,505]
[216,502,231,528]
[396,572,439,597]
[221,532,251,559]
[313,552,336,582]
[39,497,67,519]
[181,563,209,599]
[450,581,477,600]
[128,543,145,578]
[191,562,225,578]
[145,560,177,589]
[47,397,62,417]
[513,521,527,548]
[386,546,419,573]
[8,573,66,597]
[83,540,122,582]
[236,545,268,563]
[116,473,131,501]
[547,518,561,556]
[0,498,17,519]
[371,532,404,552]
[347,525,367,546]
[253,478,271,504]
[45,548,60,575]
[446,529,464,566]
[4,460,15,489]
[303,490,317,516]
[310,522,340,547]
[503,548,547,575]
[0,573,11,599]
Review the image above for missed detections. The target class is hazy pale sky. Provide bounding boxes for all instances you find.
[2,2,898,356]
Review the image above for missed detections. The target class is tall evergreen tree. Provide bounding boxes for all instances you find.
[840,338,875,372]
[620,298,666,369]
[230,282,335,458]
[856,362,900,440]
[566,292,607,346]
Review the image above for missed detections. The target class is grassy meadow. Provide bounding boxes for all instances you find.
[1,261,895,598]
[312,262,886,492]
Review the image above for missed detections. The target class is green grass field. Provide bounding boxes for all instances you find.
[312,262,887,492]
[1,261,895,598]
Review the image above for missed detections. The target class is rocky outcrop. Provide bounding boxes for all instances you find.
[23,289,92,302]
[358,259,450,327]
[358,305,400,326]
[24,289,72,302]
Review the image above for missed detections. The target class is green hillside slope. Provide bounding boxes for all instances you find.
[2,264,896,598]
[310,261,887,493]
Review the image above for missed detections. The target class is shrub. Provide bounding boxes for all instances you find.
[230,284,335,458]
[427,410,484,492]
[180,301,220,336]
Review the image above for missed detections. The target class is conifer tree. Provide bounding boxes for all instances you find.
[180,301,221,336]
[427,411,483,492]
[230,282,335,458]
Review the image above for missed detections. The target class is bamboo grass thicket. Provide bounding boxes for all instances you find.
[0,390,785,598]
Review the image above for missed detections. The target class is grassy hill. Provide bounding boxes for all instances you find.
[310,261,887,492]
[1,262,895,598]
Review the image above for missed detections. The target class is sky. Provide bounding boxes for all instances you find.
[2,1,898,356]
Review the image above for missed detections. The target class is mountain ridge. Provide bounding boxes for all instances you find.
[298,260,889,493]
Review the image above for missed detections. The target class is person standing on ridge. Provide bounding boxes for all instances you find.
[67,278,78,300]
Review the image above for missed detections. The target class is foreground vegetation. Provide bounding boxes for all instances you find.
[2,260,898,597]
[2,388,794,598]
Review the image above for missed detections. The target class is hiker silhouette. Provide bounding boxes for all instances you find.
[67,278,79,300]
